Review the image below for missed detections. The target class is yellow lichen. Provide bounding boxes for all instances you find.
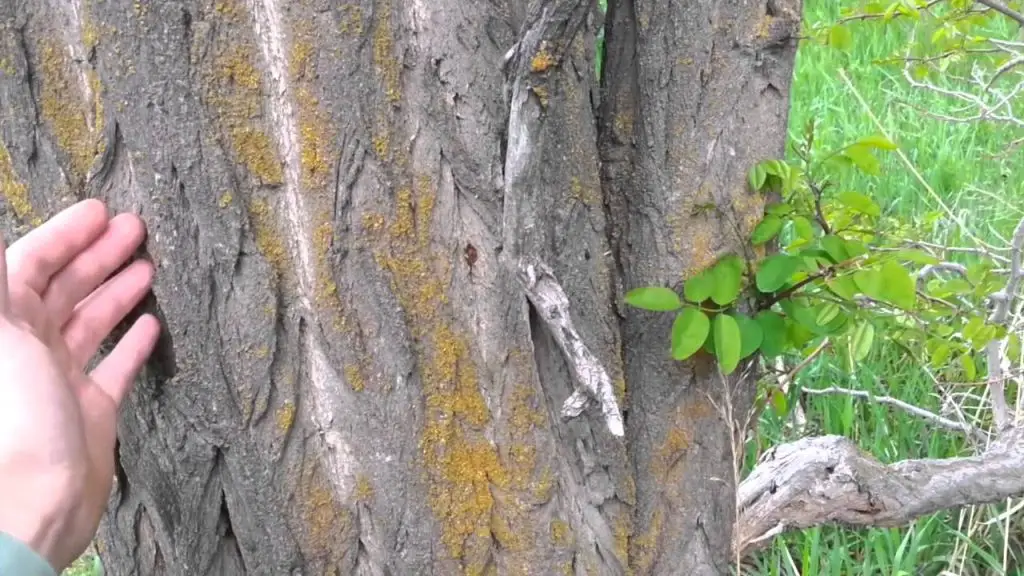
[219,191,234,208]
[371,0,400,103]
[550,519,572,547]
[344,364,365,392]
[339,5,364,35]
[275,401,295,431]
[629,507,664,574]
[205,42,283,185]
[369,172,512,573]
[362,212,385,232]
[614,512,630,563]
[0,142,35,224]
[569,175,600,206]
[39,40,102,185]
[301,462,349,562]
[355,475,374,502]
[248,198,289,278]
[531,46,556,72]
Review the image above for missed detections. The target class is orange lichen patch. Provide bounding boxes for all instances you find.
[652,427,691,480]
[732,190,767,238]
[344,363,365,392]
[204,41,283,185]
[550,519,572,547]
[312,221,339,301]
[629,507,664,574]
[247,198,289,279]
[531,46,556,72]
[275,401,296,431]
[39,40,102,185]
[355,475,374,502]
[0,142,37,224]
[371,0,400,103]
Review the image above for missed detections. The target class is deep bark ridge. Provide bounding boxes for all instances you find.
[0,0,875,573]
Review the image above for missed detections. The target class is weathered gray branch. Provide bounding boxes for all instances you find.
[986,217,1024,429]
[516,257,625,437]
[736,427,1024,557]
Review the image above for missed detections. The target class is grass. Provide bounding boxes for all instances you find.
[743,0,1024,574]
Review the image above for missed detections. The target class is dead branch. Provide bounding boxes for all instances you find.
[986,217,1024,430]
[515,257,625,437]
[736,427,1024,557]
[801,385,984,440]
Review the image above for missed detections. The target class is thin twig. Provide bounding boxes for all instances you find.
[800,385,985,439]
[977,0,1024,27]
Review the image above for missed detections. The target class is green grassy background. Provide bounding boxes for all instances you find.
[63,0,1023,574]
[742,1,1024,575]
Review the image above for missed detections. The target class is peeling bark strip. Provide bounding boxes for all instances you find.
[517,257,624,436]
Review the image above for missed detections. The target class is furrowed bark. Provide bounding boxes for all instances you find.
[0,0,801,573]
[600,0,802,573]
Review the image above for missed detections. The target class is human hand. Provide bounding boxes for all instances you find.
[0,199,160,571]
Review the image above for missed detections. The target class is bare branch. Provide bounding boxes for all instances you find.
[986,218,1024,430]
[977,0,1024,27]
[800,385,984,440]
[515,257,624,437]
[736,427,1024,557]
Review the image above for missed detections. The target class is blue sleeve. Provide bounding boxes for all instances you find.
[0,531,58,576]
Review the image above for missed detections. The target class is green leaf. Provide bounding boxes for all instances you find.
[843,238,869,258]
[930,278,971,298]
[683,271,714,304]
[880,260,916,309]
[792,216,815,241]
[770,387,788,417]
[929,340,952,367]
[855,134,898,150]
[713,314,742,375]
[843,145,881,176]
[750,215,783,245]
[671,308,710,361]
[827,275,859,300]
[828,24,853,50]
[961,353,977,381]
[851,322,875,361]
[734,314,764,358]
[711,255,744,306]
[854,268,884,299]
[893,249,939,265]
[836,191,881,217]
[757,255,802,293]
[749,163,768,190]
[625,286,682,311]
[815,303,841,326]
[756,311,788,357]
[821,235,849,263]
[766,202,795,216]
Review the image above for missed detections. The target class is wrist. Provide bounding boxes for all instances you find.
[0,474,79,571]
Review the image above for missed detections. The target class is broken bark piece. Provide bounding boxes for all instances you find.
[516,256,625,437]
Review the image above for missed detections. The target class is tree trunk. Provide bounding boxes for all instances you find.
[0,0,800,573]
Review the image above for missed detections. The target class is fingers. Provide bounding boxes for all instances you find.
[63,259,155,371]
[5,199,109,295]
[42,213,147,327]
[90,313,160,406]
